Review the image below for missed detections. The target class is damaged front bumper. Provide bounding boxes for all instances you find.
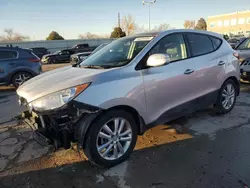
[19,98,102,150]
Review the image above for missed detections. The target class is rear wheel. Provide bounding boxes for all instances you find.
[83,110,137,167]
[214,79,237,114]
[12,72,32,88]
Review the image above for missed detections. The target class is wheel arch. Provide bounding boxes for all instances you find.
[76,105,146,150]
[7,68,36,84]
[224,76,240,96]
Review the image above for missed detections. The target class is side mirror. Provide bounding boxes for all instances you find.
[146,54,171,67]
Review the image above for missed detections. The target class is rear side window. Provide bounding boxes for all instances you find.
[0,50,18,60]
[186,33,214,56]
[210,37,222,50]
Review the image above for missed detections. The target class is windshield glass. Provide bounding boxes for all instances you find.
[53,51,60,54]
[237,38,250,50]
[92,43,108,54]
[80,36,153,68]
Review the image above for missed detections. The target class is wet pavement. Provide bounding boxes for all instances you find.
[0,85,250,188]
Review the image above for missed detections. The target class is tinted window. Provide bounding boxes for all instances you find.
[149,33,187,62]
[187,33,214,56]
[0,50,18,60]
[237,38,250,50]
[59,51,69,55]
[210,37,222,50]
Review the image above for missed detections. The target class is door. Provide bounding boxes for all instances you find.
[235,38,250,73]
[0,50,17,84]
[58,50,71,61]
[185,33,225,97]
[141,33,199,125]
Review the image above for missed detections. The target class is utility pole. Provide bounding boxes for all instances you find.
[142,0,156,31]
[118,12,121,28]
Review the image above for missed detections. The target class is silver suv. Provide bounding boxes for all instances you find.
[17,29,240,167]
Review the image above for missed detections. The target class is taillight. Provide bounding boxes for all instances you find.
[28,58,40,62]
[233,52,239,59]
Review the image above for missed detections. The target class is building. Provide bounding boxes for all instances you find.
[207,10,250,37]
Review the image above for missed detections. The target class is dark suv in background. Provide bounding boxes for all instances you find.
[0,47,41,88]
[29,47,50,58]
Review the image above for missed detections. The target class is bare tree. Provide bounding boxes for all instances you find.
[152,23,172,31]
[121,14,137,36]
[183,20,195,29]
[79,32,109,39]
[0,28,29,41]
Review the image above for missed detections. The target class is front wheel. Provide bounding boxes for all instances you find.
[214,79,237,114]
[83,110,138,167]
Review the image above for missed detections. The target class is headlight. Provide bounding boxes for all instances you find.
[30,83,90,111]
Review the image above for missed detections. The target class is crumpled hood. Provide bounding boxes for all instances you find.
[17,66,110,103]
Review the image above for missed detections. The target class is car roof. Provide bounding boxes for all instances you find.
[132,29,223,39]
[0,46,20,50]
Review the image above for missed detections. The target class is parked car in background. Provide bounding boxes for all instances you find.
[0,47,41,88]
[71,43,97,54]
[228,38,239,49]
[70,43,109,64]
[17,29,239,167]
[30,47,50,58]
[234,37,250,82]
[41,49,74,64]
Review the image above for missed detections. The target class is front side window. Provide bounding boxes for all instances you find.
[237,38,250,50]
[186,33,214,56]
[80,36,153,68]
[149,33,187,62]
[60,51,69,55]
[0,50,17,60]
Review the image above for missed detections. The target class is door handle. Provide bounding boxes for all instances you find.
[218,61,225,66]
[184,69,194,75]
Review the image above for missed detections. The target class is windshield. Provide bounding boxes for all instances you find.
[237,38,250,50]
[92,43,108,54]
[80,36,153,68]
[53,51,60,54]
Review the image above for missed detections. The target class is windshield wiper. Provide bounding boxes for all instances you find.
[81,65,107,69]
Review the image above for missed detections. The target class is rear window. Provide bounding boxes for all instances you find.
[0,50,18,60]
[186,33,214,57]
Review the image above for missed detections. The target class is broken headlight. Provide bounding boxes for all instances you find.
[30,83,90,112]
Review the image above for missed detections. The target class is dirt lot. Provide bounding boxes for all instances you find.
[41,63,70,72]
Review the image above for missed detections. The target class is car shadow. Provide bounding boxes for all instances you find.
[1,118,250,188]
[1,126,250,188]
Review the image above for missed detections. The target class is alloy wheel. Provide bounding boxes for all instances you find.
[96,118,133,160]
[221,83,235,110]
[14,73,31,87]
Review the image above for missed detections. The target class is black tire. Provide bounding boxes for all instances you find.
[48,58,55,64]
[214,79,237,114]
[83,110,138,168]
[12,72,32,88]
